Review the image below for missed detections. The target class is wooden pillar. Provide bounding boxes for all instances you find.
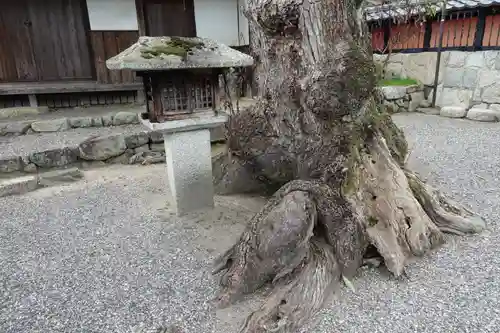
[473,8,487,51]
[135,0,147,36]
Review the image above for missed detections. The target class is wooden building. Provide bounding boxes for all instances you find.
[365,0,500,54]
[0,0,249,108]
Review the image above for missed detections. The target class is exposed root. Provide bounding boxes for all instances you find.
[213,129,487,332]
[350,134,444,277]
[405,171,486,236]
[239,239,340,333]
[213,179,364,331]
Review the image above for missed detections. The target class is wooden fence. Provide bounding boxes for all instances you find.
[371,7,500,53]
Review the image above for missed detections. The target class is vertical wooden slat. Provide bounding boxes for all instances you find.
[453,19,462,46]
[1,0,38,81]
[483,15,493,46]
[418,24,426,48]
[103,32,122,84]
[29,0,61,80]
[430,21,439,47]
[116,32,137,83]
[28,0,93,81]
[90,32,109,83]
[489,15,500,46]
[89,31,139,84]
[0,5,21,81]
[468,17,477,47]
[460,17,470,46]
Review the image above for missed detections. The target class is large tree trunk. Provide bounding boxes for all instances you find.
[211,0,486,332]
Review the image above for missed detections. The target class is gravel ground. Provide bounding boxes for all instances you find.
[0,165,265,333]
[0,125,146,159]
[0,113,499,333]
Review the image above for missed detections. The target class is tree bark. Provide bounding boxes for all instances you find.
[211,0,486,332]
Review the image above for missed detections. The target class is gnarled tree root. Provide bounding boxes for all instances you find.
[405,171,486,236]
[212,134,486,333]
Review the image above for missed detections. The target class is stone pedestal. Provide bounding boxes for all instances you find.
[140,113,227,216]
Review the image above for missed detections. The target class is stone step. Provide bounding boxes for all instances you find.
[0,168,84,197]
[0,124,227,178]
[0,98,257,137]
[0,105,144,136]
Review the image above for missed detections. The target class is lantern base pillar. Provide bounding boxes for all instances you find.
[140,113,227,216]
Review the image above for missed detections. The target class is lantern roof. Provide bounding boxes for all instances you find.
[106,36,254,71]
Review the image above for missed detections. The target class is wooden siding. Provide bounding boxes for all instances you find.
[141,0,196,37]
[89,31,139,84]
[389,23,426,50]
[0,0,93,82]
[430,17,477,48]
[483,14,500,47]
[0,1,37,81]
[372,27,385,52]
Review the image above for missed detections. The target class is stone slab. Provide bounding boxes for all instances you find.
[0,175,38,197]
[112,112,140,126]
[0,106,49,120]
[31,118,71,132]
[29,147,79,169]
[0,156,22,173]
[79,134,127,161]
[417,107,440,115]
[466,108,500,122]
[106,36,254,71]
[440,106,467,118]
[380,86,407,100]
[164,129,215,216]
[140,113,228,134]
[37,168,84,187]
[0,121,32,136]
[0,122,230,176]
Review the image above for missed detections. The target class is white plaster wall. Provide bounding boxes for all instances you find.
[194,0,249,46]
[86,0,138,31]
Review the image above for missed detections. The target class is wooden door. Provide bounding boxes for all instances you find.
[0,0,38,82]
[143,0,196,37]
[27,0,93,81]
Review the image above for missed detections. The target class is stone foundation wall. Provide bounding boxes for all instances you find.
[374,50,500,110]
[377,84,426,113]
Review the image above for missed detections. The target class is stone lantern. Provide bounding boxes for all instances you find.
[106,36,253,216]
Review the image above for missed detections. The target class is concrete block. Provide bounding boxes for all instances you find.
[164,129,215,216]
